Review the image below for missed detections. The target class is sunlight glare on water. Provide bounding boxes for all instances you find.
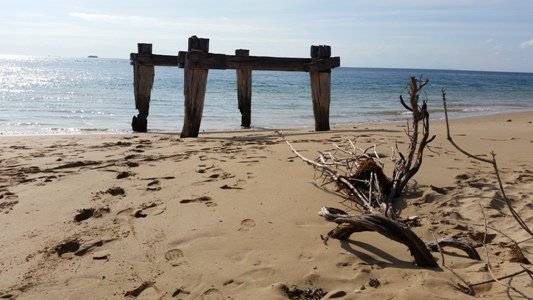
[1,56,533,135]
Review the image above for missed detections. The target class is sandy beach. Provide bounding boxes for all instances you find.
[0,111,532,299]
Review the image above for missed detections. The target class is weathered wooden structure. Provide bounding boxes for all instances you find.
[130,36,340,137]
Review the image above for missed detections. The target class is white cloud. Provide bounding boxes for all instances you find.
[69,13,160,26]
[520,37,533,48]
[68,12,258,33]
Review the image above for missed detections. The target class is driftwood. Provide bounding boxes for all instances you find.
[389,77,435,199]
[427,238,481,260]
[279,76,462,269]
[280,76,434,219]
[319,207,438,267]
[277,133,382,215]
[282,77,490,274]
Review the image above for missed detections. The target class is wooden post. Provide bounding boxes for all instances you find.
[132,43,155,132]
[181,36,210,138]
[235,49,252,128]
[309,45,331,131]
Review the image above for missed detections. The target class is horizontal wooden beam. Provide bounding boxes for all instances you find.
[131,51,340,72]
[130,53,179,67]
[184,51,340,72]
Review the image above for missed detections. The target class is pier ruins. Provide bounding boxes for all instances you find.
[130,35,340,137]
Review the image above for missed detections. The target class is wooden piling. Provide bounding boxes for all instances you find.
[132,43,155,132]
[181,36,210,138]
[309,45,331,131]
[131,37,339,135]
[235,49,252,128]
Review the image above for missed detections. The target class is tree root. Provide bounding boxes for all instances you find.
[427,238,481,260]
[320,207,438,267]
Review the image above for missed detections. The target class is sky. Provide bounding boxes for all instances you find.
[1,0,533,72]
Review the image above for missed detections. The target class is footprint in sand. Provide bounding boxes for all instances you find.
[180,196,217,207]
[73,208,94,222]
[195,164,215,174]
[200,288,224,300]
[205,172,235,182]
[220,184,243,190]
[113,208,135,236]
[43,175,58,182]
[172,287,191,297]
[238,267,276,280]
[65,275,102,290]
[454,173,470,181]
[146,179,161,191]
[0,191,19,213]
[55,240,80,257]
[1,191,18,200]
[74,207,110,222]
[134,201,166,218]
[72,239,116,257]
[116,171,134,179]
[124,281,160,298]
[114,208,134,223]
[223,279,243,287]
[164,248,185,266]
[238,219,256,231]
[336,259,356,269]
[298,253,313,261]
[106,186,125,196]
[126,161,139,168]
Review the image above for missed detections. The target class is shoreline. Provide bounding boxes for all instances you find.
[1,110,532,299]
[2,109,532,138]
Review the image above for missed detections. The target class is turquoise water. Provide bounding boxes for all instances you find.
[1,55,533,135]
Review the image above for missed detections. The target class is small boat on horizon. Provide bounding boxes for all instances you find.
[87,55,98,58]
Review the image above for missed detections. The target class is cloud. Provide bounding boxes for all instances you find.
[520,37,533,48]
[68,12,258,33]
[69,13,160,26]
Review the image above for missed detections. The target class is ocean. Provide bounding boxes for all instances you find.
[2,55,533,135]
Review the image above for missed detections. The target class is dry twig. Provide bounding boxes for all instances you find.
[277,131,381,215]
[478,203,530,298]
[430,232,475,295]
[389,77,436,200]
[470,269,530,288]
[442,88,532,237]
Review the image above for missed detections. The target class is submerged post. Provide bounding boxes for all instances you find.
[132,43,155,132]
[235,49,252,128]
[181,36,210,138]
[309,45,331,131]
